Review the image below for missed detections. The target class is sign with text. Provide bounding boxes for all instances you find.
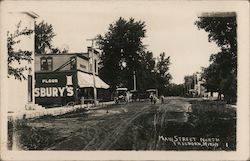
[35,73,74,98]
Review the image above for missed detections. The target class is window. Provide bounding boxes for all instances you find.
[41,57,47,70]
[47,57,52,70]
[40,57,53,71]
[28,75,32,102]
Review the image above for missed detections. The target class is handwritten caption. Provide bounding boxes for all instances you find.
[159,135,222,147]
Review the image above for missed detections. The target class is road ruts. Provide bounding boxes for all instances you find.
[83,104,152,150]
[148,97,191,150]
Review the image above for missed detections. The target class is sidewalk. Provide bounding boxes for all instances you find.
[7,101,115,121]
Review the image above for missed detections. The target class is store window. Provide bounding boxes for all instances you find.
[28,75,32,102]
[41,57,53,71]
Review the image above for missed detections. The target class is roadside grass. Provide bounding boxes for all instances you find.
[8,119,56,150]
[188,100,236,150]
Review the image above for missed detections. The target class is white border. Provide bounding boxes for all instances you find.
[1,1,249,161]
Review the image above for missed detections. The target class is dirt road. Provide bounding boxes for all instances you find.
[12,97,236,150]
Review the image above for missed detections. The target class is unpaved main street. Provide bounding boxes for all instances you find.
[11,97,236,150]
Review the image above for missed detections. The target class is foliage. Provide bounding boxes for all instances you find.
[97,17,172,93]
[195,13,237,104]
[136,51,157,91]
[51,47,68,54]
[97,17,147,90]
[35,21,56,54]
[165,83,184,96]
[7,21,33,81]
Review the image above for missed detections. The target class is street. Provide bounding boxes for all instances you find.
[11,97,236,151]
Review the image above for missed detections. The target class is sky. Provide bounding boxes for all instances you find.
[4,1,224,84]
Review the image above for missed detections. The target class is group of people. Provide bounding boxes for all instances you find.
[115,90,165,104]
[149,93,165,104]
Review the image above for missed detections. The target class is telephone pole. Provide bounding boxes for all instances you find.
[133,71,136,91]
[86,38,98,106]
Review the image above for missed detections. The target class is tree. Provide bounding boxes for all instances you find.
[7,21,33,81]
[35,21,56,54]
[51,47,69,54]
[136,51,157,91]
[155,52,172,95]
[165,83,184,96]
[195,13,237,103]
[97,17,146,90]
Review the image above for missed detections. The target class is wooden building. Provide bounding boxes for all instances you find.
[34,49,110,107]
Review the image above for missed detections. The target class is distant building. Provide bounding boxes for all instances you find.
[186,72,206,97]
[6,12,39,112]
[193,72,206,97]
[34,48,110,107]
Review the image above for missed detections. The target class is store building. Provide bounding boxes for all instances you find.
[34,48,110,107]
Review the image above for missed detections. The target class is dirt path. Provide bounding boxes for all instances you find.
[28,98,192,150]
[96,104,151,150]
[47,102,154,150]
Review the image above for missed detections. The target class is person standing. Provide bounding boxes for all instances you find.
[149,93,153,104]
[126,91,130,103]
[161,95,164,104]
[153,94,157,104]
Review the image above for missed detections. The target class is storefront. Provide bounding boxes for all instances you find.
[35,71,110,107]
[35,71,76,107]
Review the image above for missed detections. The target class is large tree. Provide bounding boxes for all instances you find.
[35,21,56,54]
[97,17,146,90]
[7,21,33,81]
[195,13,237,103]
[155,52,172,95]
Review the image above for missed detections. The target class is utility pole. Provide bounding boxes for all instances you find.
[86,38,97,106]
[133,71,136,91]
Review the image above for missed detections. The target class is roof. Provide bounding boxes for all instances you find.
[22,11,39,18]
[199,12,236,17]
[146,89,158,92]
[116,88,128,91]
[35,53,89,60]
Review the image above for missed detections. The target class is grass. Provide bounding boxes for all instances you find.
[8,119,57,150]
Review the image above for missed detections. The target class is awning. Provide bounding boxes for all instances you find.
[77,72,110,89]
[95,76,110,89]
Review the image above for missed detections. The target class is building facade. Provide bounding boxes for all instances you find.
[5,12,39,112]
[193,72,206,97]
[35,48,110,107]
